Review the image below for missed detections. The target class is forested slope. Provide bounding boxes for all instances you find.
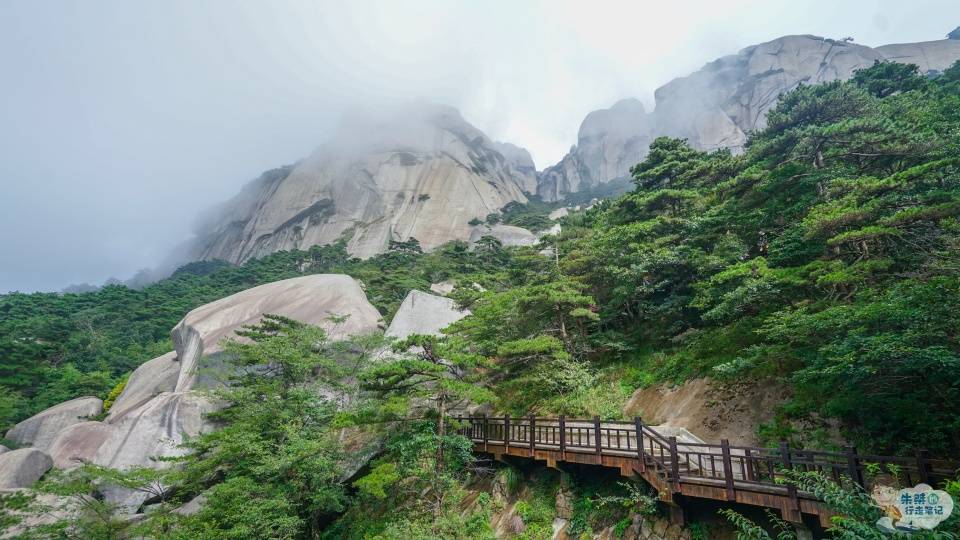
[0,241,507,431]
[3,60,959,459]
[550,60,960,454]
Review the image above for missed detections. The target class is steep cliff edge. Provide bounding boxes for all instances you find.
[188,104,535,263]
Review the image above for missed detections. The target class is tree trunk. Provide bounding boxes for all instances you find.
[436,394,446,474]
[434,393,446,516]
[556,305,571,351]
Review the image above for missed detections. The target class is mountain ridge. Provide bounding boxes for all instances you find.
[179,31,960,266]
[537,33,960,200]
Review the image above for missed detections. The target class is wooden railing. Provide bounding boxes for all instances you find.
[455,414,956,492]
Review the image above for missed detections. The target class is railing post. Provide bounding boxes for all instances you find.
[779,440,792,479]
[721,439,735,501]
[778,441,802,521]
[482,414,488,452]
[634,416,645,472]
[504,415,510,452]
[915,449,931,485]
[744,448,756,481]
[529,414,536,453]
[559,415,566,457]
[669,436,680,491]
[593,416,603,460]
[845,446,862,487]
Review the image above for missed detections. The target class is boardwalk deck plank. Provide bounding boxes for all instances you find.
[457,415,956,524]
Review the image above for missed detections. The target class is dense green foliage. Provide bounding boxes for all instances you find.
[153,315,356,538]
[538,61,960,455]
[723,468,960,539]
[0,239,507,431]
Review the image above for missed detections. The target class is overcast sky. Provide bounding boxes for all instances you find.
[1,0,957,293]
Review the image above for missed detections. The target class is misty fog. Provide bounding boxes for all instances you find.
[1,0,956,292]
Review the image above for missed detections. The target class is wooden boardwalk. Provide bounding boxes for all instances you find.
[455,415,957,527]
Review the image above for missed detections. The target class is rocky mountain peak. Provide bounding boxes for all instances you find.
[536,33,960,201]
[536,98,653,201]
[187,103,536,263]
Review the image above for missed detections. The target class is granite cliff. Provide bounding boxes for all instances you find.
[188,104,535,264]
[537,33,960,200]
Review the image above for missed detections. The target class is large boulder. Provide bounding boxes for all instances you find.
[106,351,180,421]
[15,275,385,510]
[540,223,561,237]
[171,274,382,391]
[429,280,456,296]
[94,392,217,470]
[50,392,217,512]
[469,224,538,248]
[5,397,103,451]
[0,448,53,489]
[172,493,207,516]
[47,421,114,470]
[386,290,470,339]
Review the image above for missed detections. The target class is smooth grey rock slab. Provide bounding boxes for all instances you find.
[171,274,382,391]
[0,448,53,489]
[5,396,103,451]
[386,290,469,339]
[106,351,180,421]
[47,421,114,470]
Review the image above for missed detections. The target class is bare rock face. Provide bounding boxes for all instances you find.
[0,448,53,489]
[429,280,456,296]
[651,35,960,152]
[171,274,382,391]
[5,397,103,451]
[47,421,114,470]
[106,351,180,421]
[538,99,651,201]
[188,104,533,263]
[540,35,960,200]
[94,392,217,470]
[386,290,470,339]
[468,224,538,248]
[875,39,960,73]
[173,493,207,516]
[91,392,218,511]
[624,378,786,446]
[492,141,538,194]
